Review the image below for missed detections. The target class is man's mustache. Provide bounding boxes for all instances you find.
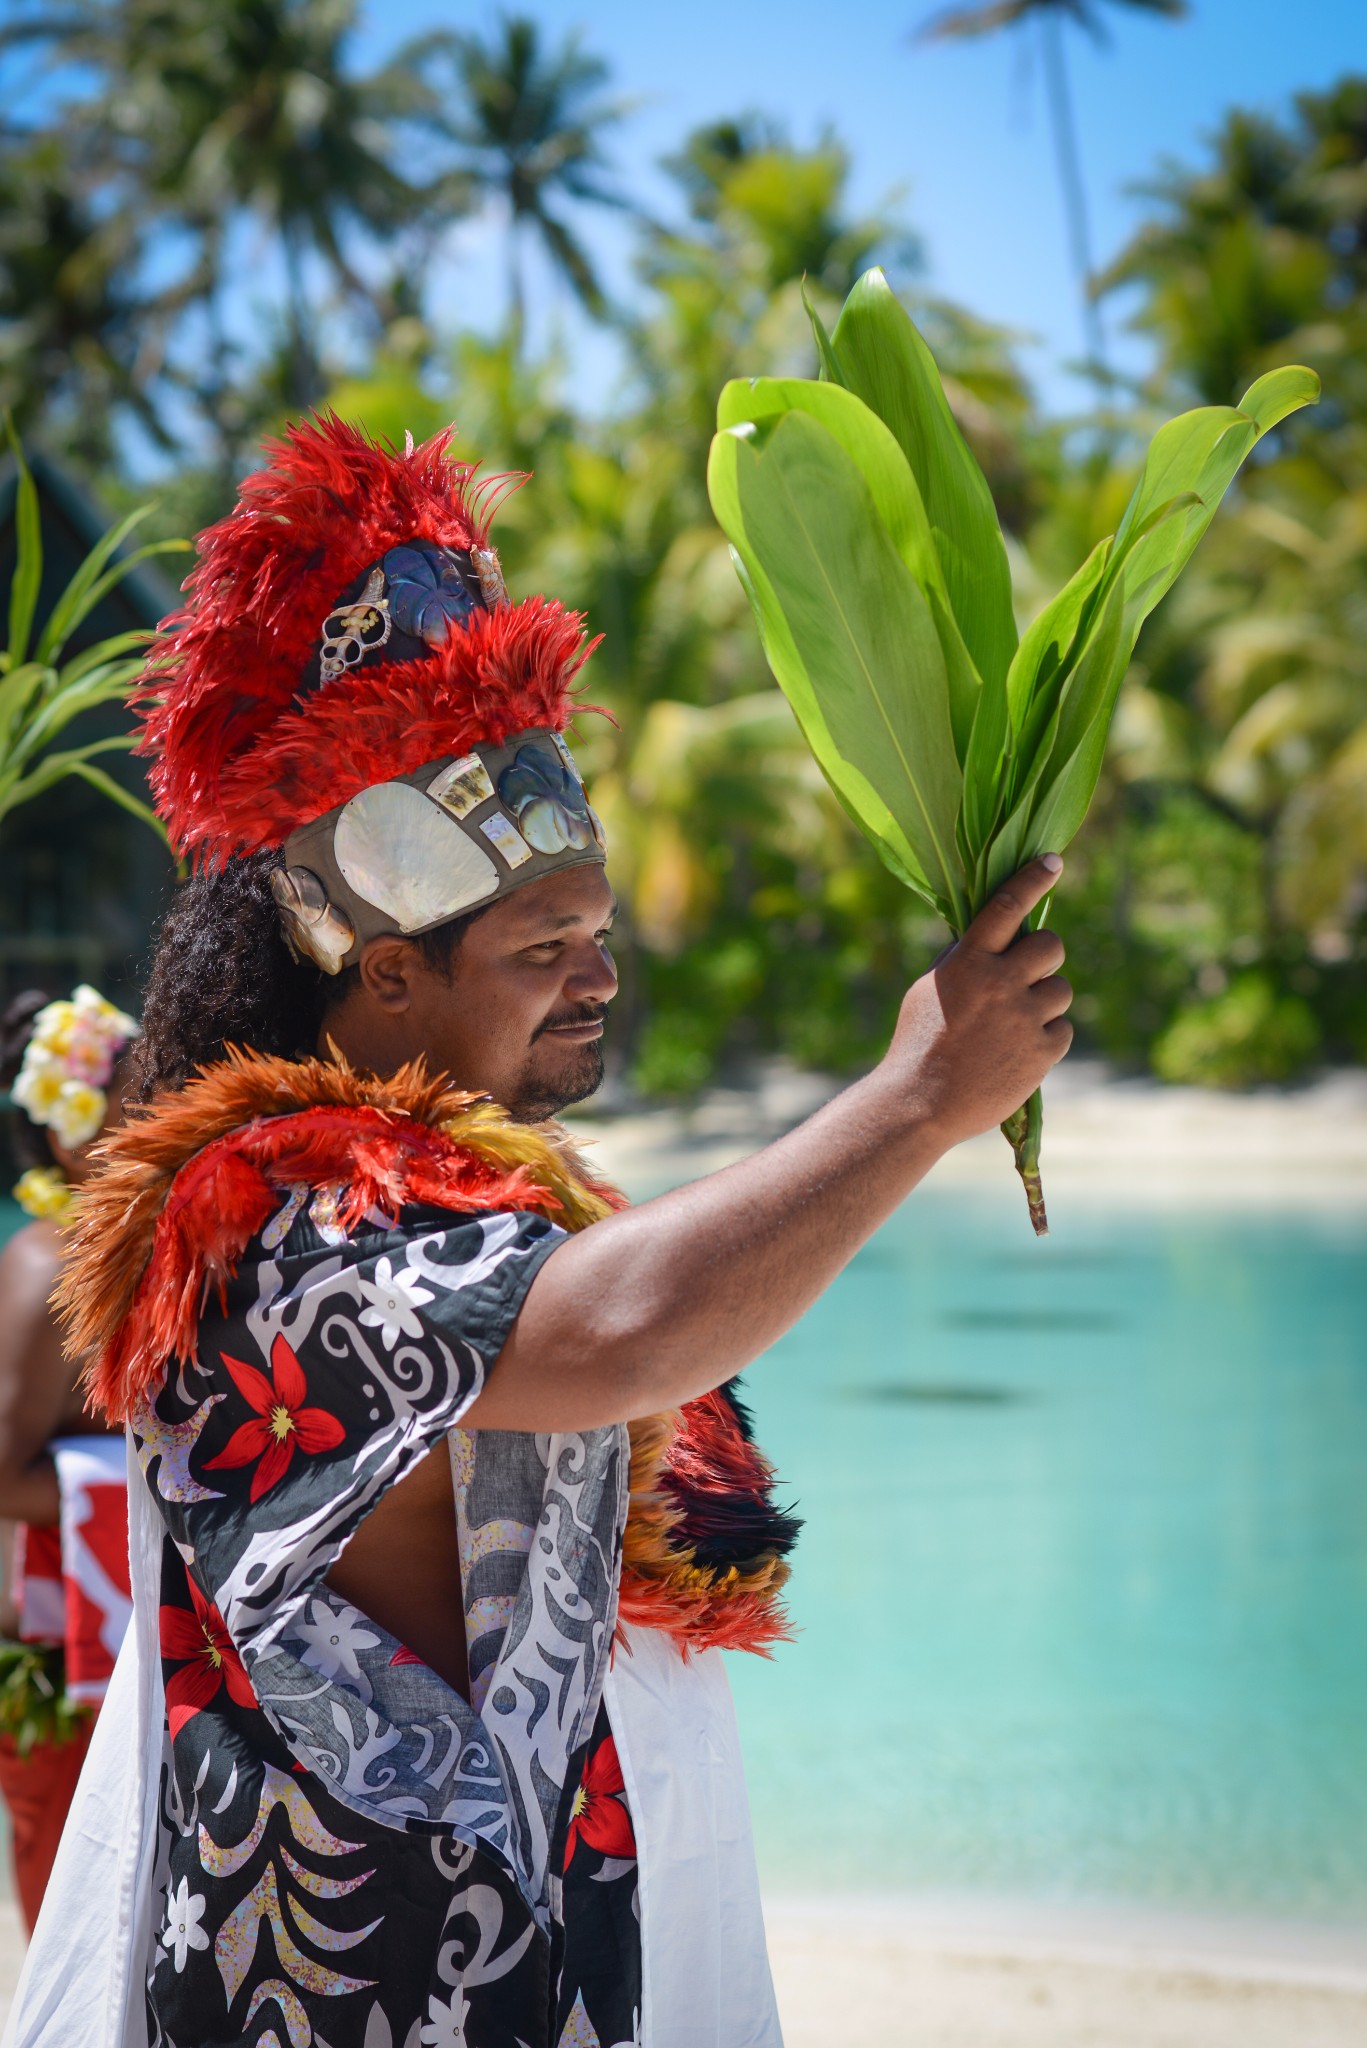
[532,1002,609,1042]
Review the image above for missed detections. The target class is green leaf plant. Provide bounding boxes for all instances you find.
[1,418,185,842]
[707,267,1319,1232]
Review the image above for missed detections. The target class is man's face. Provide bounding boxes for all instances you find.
[338,866,618,1120]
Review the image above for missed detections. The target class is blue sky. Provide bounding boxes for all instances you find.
[352,0,1367,415]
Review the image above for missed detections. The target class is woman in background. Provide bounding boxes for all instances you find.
[0,986,138,1931]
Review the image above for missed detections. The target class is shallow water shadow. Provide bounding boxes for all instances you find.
[998,1250,1120,1271]
[941,1308,1119,1332]
[847,1383,1027,1406]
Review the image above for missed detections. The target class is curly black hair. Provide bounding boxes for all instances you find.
[133,852,487,1099]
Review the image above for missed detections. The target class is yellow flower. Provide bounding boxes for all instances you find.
[32,1000,77,1056]
[11,1055,65,1118]
[13,1167,73,1221]
[72,985,138,1040]
[48,1080,106,1148]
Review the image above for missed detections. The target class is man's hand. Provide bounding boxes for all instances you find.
[881,854,1074,1147]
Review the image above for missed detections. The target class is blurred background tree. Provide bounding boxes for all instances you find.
[418,14,638,348]
[916,0,1191,371]
[0,4,1362,1092]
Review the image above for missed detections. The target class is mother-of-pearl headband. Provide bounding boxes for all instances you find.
[272,728,607,975]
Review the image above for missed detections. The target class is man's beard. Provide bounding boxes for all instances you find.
[507,1004,607,1122]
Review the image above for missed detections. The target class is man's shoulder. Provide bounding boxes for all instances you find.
[68,1049,615,1425]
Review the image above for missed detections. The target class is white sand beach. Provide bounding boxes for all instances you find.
[764,1898,1367,2047]
[566,1057,1367,1209]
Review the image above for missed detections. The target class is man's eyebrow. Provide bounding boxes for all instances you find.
[522,898,618,937]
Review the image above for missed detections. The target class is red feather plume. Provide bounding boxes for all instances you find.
[135,412,602,861]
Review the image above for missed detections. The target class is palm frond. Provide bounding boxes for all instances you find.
[917,0,1042,41]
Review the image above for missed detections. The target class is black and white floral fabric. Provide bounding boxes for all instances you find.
[131,1195,643,2048]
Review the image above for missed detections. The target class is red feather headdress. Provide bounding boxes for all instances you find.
[136,413,601,864]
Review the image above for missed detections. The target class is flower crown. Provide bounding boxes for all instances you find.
[11,985,139,1152]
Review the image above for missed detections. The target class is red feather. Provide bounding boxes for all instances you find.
[133,412,605,861]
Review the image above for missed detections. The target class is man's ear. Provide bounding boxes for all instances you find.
[357,935,418,1014]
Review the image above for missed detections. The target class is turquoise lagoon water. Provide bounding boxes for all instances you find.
[722,1183,1367,1920]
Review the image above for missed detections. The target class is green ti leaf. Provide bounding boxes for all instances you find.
[800,280,846,386]
[986,366,1320,892]
[726,544,935,899]
[717,376,984,760]
[709,408,968,926]
[831,268,1017,700]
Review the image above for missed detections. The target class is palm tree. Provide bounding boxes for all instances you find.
[662,115,920,300]
[1,0,469,423]
[1099,80,1366,408]
[121,0,468,411]
[0,136,175,467]
[917,0,1189,369]
[428,15,635,349]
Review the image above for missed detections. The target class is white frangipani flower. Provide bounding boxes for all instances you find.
[293,1598,380,1687]
[419,1984,471,2046]
[356,1255,434,1350]
[160,1877,209,1972]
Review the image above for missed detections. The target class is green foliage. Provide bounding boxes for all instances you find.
[1152,973,1321,1089]
[5,30,1366,1106]
[709,272,1317,1218]
[712,274,1316,945]
[0,422,182,835]
[0,1640,90,1754]
[1050,789,1266,1054]
[0,136,158,466]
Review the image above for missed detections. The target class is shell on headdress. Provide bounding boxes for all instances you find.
[382,542,479,647]
[497,738,595,854]
[333,782,500,931]
[270,866,357,975]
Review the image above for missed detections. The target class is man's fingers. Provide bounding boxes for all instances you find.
[1042,1015,1074,1062]
[963,856,1064,956]
[1032,973,1073,1021]
[1010,929,1066,983]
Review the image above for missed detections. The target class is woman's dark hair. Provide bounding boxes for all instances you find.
[133,851,486,1099]
[0,989,57,1174]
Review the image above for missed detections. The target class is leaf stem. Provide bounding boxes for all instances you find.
[1001,1086,1048,1236]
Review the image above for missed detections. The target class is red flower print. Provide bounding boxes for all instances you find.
[564,1733,635,1869]
[159,1573,257,1740]
[203,1332,345,1501]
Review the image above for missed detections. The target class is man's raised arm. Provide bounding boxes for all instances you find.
[467,854,1073,1431]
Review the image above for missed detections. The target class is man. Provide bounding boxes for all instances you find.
[5,417,1071,2048]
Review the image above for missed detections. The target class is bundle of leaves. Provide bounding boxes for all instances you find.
[707,268,1318,1229]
